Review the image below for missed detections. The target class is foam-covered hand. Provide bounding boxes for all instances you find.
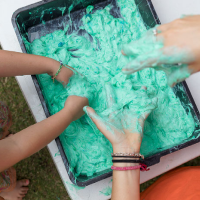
[122,15,200,87]
[84,85,157,153]
[65,66,94,105]
[63,66,94,121]
[64,95,89,121]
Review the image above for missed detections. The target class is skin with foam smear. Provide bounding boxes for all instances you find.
[122,27,195,87]
[24,0,195,177]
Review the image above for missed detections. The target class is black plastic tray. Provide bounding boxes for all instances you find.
[12,0,200,186]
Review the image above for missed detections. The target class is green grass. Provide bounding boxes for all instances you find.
[0,77,70,200]
[1,76,200,199]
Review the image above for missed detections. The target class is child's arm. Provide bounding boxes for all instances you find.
[0,50,72,84]
[0,96,88,172]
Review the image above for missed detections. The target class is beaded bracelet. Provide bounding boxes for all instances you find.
[111,164,150,171]
[52,61,63,83]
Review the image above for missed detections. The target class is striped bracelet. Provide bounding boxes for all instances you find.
[111,153,144,159]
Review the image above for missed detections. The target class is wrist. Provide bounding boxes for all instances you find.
[112,157,140,167]
[61,105,75,122]
[63,103,82,122]
[47,59,60,76]
[113,145,140,154]
[113,162,139,167]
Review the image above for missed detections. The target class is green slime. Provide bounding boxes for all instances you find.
[100,186,112,196]
[25,0,195,177]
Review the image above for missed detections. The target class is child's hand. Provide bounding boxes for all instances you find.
[63,67,94,121]
[51,63,94,105]
[84,86,157,153]
[64,96,89,121]
[65,67,94,105]
[55,65,74,86]
[121,15,200,87]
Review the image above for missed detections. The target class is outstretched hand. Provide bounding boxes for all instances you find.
[122,15,200,87]
[84,85,157,153]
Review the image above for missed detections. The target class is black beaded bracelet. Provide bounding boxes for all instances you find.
[112,159,141,163]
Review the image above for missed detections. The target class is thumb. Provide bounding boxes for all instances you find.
[83,106,119,142]
[83,106,104,131]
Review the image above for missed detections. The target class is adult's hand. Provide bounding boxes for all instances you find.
[122,15,200,87]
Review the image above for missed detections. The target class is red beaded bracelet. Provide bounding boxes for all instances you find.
[111,164,150,171]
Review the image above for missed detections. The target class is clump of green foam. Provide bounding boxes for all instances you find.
[25,0,195,177]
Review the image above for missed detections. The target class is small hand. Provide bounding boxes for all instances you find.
[63,67,94,121]
[64,96,89,121]
[84,85,157,153]
[65,66,94,105]
[122,15,200,87]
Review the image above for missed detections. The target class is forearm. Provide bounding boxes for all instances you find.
[0,50,59,77]
[112,163,140,200]
[0,107,73,171]
[111,146,140,200]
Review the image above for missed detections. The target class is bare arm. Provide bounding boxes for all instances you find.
[111,146,140,200]
[112,169,140,199]
[0,50,90,172]
[112,166,140,199]
[0,50,73,84]
[0,96,88,172]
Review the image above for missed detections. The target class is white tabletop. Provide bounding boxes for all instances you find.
[0,0,200,199]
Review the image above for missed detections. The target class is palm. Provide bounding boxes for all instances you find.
[84,85,157,151]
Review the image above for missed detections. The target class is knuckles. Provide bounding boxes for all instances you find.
[171,19,185,27]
